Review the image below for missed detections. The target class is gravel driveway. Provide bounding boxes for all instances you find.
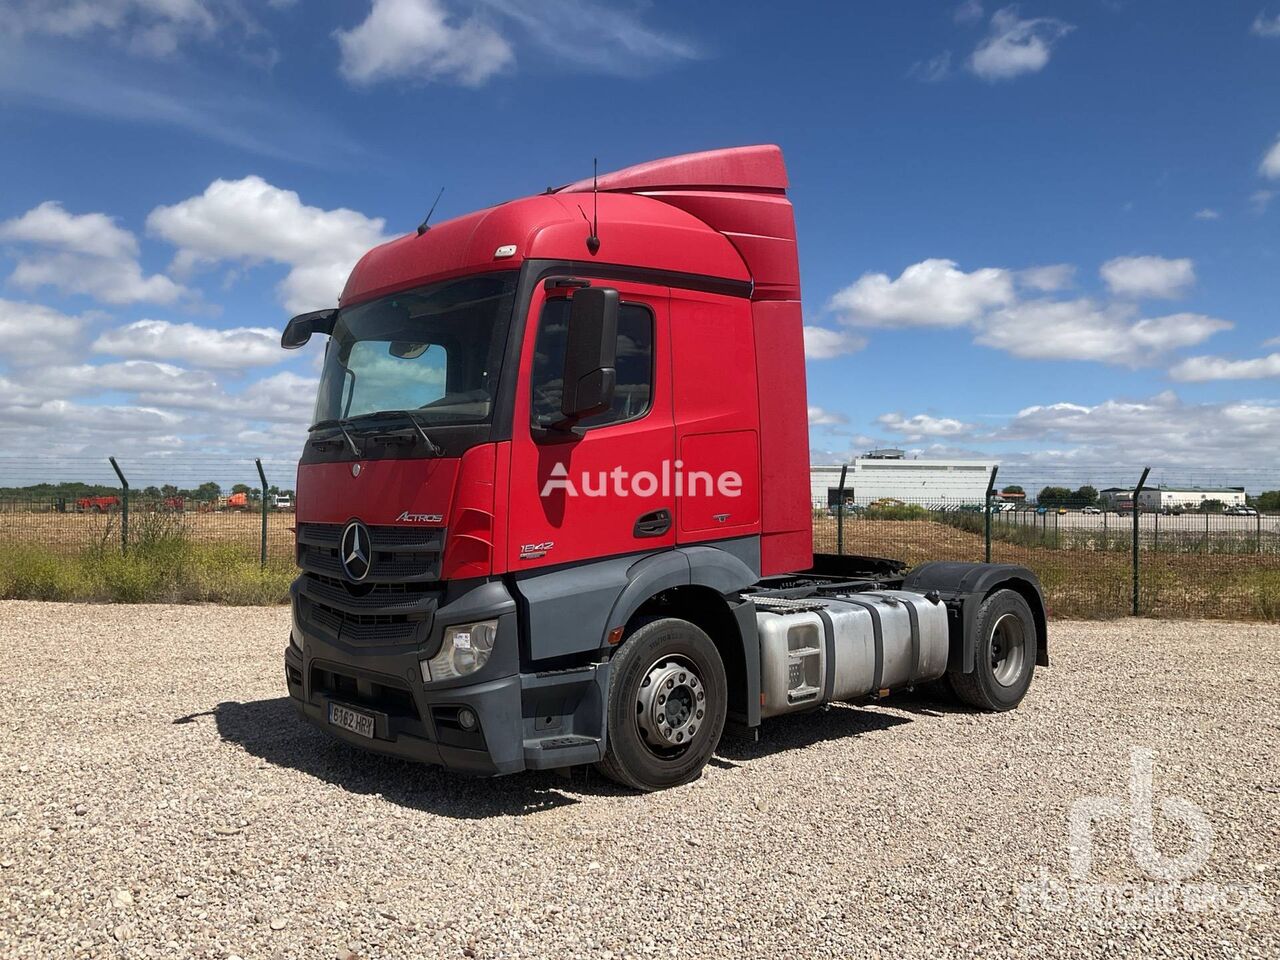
[1,602,1276,958]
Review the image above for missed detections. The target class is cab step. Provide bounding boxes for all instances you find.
[523,734,603,769]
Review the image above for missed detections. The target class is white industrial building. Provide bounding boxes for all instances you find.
[1136,486,1247,511]
[1099,486,1246,511]
[811,450,997,507]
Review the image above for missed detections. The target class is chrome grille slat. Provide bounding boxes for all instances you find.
[296,522,445,583]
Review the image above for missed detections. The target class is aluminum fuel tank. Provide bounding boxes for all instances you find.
[755,591,949,718]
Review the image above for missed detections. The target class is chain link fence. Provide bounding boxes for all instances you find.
[0,456,299,566]
[2,456,1278,619]
[815,466,1280,620]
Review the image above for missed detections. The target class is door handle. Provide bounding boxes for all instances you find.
[633,509,672,538]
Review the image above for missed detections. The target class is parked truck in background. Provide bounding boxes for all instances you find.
[76,495,119,513]
[280,146,1047,791]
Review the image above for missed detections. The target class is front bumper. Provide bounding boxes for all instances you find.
[284,577,609,776]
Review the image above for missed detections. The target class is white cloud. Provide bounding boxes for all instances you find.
[10,252,187,305]
[803,326,867,359]
[1260,136,1280,180]
[954,1,984,24]
[1169,352,1280,382]
[1017,263,1075,292]
[877,412,973,440]
[0,201,186,305]
[12,360,217,399]
[1252,189,1276,214]
[808,406,847,426]
[969,6,1074,81]
[1252,12,1280,37]
[479,0,698,75]
[976,299,1229,365]
[1193,208,1220,221]
[0,200,136,259]
[996,391,1280,468]
[0,0,270,59]
[829,258,1014,328]
[335,0,514,86]
[1100,255,1195,299]
[92,319,282,369]
[147,176,390,313]
[908,51,952,82]
[138,370,317,424]
[0,298,91,365]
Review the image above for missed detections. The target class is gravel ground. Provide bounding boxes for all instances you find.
[1,602,1277,959]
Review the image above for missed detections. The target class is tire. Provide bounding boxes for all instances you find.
[596,618,727,792]
[947,589,1038,711]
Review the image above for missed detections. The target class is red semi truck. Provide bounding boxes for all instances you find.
[281,146,1046,791]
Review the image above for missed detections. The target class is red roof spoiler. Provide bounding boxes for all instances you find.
[556,144,788,195]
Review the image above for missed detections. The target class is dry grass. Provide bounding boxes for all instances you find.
[817,515,1280,621]
[0,508,295,557]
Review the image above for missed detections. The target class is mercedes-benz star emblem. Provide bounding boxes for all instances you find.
[340,520,372,581]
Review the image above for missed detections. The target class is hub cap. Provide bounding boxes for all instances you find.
[636,656,705,756]
[990,613,1026,687]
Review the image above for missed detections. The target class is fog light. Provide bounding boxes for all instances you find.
[457,707,478,731]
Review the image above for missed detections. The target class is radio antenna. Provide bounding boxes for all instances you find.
[585,157,600,255]
[417,186,445,236]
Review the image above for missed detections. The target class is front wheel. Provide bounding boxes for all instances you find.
[947,589,1038,711]
[596,618,727,792]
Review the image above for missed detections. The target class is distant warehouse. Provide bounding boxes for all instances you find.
[1139,486,1246,511]
[811,450,997,507]
[1100,486,1247,511]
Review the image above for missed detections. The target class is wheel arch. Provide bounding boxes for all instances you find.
[903,561,1048,673]
[623,585,756,731]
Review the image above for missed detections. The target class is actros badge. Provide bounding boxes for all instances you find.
[396,511,444,523]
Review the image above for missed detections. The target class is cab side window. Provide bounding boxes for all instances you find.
[530,298,654,429]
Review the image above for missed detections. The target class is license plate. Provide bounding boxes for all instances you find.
[328,702,375,739]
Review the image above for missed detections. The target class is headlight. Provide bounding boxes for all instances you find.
[421,620,498,682]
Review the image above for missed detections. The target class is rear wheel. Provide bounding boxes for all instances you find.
[596,618,727,792]
[947,589,1038,711]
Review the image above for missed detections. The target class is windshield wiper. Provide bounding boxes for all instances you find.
[345,410,443,457]
[309,418,363,458]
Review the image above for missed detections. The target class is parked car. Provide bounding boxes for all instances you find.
[1082,506,1101,515]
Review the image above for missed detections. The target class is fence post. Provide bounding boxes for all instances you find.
[1153,509,1159,552]
[1259,511,1264,555]
[256,458,268,568]
[108,456,128,556]
[835,463,848,556]
[1132,466,1150,616]
[984,465,998,564]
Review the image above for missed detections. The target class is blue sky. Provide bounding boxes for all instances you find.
[1,0,1278,485]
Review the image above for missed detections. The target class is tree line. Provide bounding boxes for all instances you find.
[0,481,295,501]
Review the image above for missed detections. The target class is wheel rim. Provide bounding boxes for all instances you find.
[989,612,1026,687]
[635,655,706,758]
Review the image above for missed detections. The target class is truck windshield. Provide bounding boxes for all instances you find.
[312,271,518,427]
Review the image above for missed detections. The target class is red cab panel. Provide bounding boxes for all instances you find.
[296,458,459,526]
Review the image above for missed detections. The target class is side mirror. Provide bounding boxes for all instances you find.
[560,287,618,423]
[281,308,337,349]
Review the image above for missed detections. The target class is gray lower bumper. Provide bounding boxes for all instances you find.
[284,577,610,776]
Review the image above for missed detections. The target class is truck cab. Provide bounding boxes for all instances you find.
[282,146,1047,791]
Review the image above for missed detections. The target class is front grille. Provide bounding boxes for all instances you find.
[296,522,445,583]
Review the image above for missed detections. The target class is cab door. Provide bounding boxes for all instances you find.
[506,280,673,571]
